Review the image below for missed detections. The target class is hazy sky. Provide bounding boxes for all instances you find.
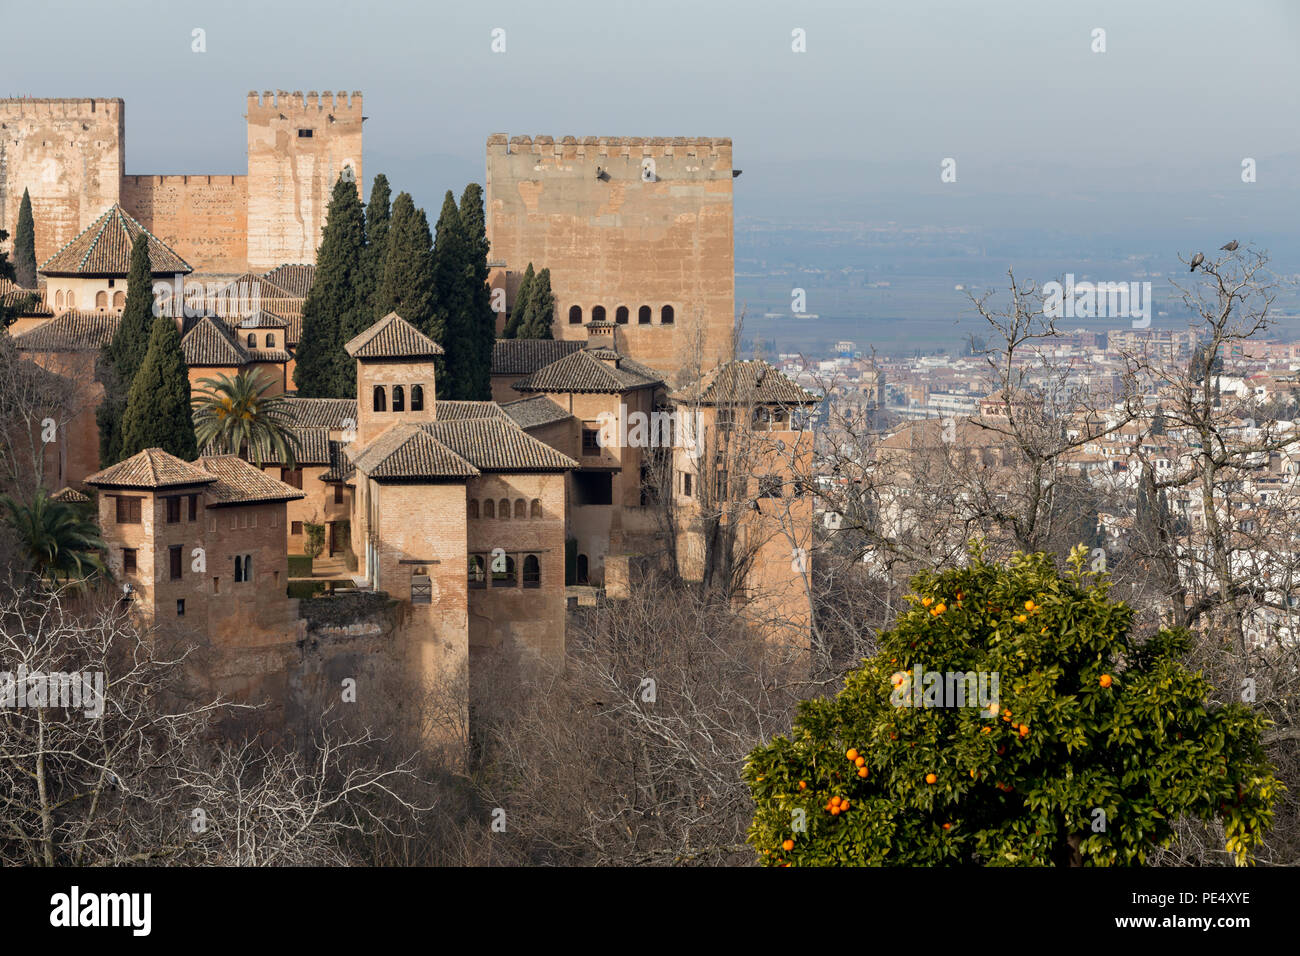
[4,0,1298,238]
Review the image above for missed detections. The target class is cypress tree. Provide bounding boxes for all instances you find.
[97,234,155,464]
[522,268,555,339]
[376,192,438,341]
[295,175,367,398]
[13,189,37,289]
[431,191,472,398]
[364,173,392,316]
[118,315,198,461]
[503,263,534,339]
[458,183,494,399]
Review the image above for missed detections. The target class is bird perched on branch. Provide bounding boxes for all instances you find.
[1221,240,1239,251]
[1190,252,1205,272]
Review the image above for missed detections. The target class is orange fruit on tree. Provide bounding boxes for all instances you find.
[1099,674,1113,688]
[925,773,938,784]
[1024,600,1035,611]
[855,756,866,767]
[942,823,952,830]
[857,767,869,777]
[798,780,807,790]
[846,748,859,761]
[1019,724,1029,737]
[970,768,978,778]
[782,839,794,851]
[922,597,933,607]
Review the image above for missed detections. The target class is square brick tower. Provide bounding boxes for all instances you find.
[245,90,363,271]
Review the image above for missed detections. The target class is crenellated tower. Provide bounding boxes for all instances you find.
[245,90,364,271]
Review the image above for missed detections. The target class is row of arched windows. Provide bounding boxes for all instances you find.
[373,384,426,413]
[568,304,675,325]
[246,332,278,348]
[54,289,129,311]
[468,553,542,589]
[469,498,543,519]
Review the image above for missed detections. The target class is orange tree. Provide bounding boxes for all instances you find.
[745,545,1280,865]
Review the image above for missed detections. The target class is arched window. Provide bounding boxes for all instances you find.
[247,333,257,348]
[95,291,107,309]
[615,306,629,324]
[392,385,405,412]
[468,555,485,589]
[661,304,675,325]
[55,290,64,309]
[568,305,583,325]
[592,305,606,323]
[576,554,590,585]
[514,498,526,518]
[498,498,510,518]
[266,333,276,347]
[638,305,651,325]
[530,499,542,518]
[468,499,479,519]
[493,555,516,587]
[233,555,243,582]
[373,385,387,412]
[483,499,495,519]
[411,385,424,412]
[112,291,125,308]
[66,291,75,309]
[523,554,540,588]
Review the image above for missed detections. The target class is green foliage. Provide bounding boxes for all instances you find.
[98,234,159,463]
[521,268,555,340]
[118,316,198,461]
[0,229,17,328]
[1,488,105,585]
[295,175,368,398]
[363,173,392,317]
[503,263,534,339]
[13,189,37,289]
[457,183,495,400]
[191,369,299,468]
[745,544,1280,866]
[376,192,437,340]
[303,521,326,560]
[432,191,473,399]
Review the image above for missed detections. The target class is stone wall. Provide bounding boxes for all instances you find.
[0,98,125,266]
[120,174,248,273]
[485,135,735,381]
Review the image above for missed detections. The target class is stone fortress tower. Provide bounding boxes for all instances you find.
[0,91,363,275]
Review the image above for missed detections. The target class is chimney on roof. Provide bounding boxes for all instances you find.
[586,319,617,357]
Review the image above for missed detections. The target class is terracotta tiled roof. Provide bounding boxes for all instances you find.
[181,316,250,367]
[85,448,215,490]
[673,360,820,406]
[502,395,572,430]
[349,423,480,480]
[262,263,315,299]
[246,348,292,364]
[13,311,121,351]
[238,310,289,329]
[203,426,331,468]
[321,439,355,483]
[512,348,664,394]
[39,204,192,277]
[49,486,90,504]
[345,312,444,359]
[0,279,51,317]
[421,419,576,472]
[434,400,509,421]
[491,338,583,376]
[282,397,357,428]
[197,455,306,506]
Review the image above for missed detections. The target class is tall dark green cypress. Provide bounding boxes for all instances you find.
[431,191,472,397]
[118,316,198,461]
[363,173,392,317]
[97,234,155,464]
[503,263,534,339]
[522,268,555,340]
[295,175,367,398]
[13,189,37,289]
[376,192,438,340]
[457,183,494,399]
